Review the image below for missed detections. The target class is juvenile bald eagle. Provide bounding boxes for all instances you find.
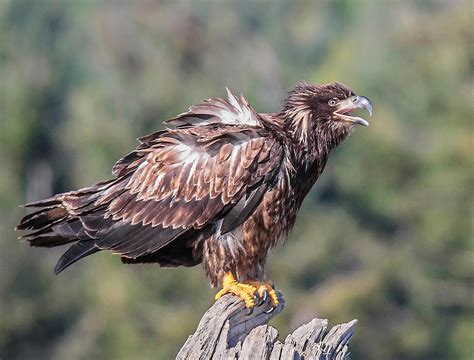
[17,82,372,308]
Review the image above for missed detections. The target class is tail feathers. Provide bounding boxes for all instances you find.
[27,233,77,248]
[54,241,100,275]
[18,190,107,274]
[17,203,78,248]
[16,206,68,231]
[22,196,62,208]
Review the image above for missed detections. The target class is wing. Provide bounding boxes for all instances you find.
[76,125,283,258]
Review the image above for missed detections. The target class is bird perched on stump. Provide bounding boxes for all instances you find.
[17,82,372,309]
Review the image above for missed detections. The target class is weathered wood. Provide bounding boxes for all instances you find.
[177,292,357,359]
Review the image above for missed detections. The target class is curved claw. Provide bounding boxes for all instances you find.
[265,306,276,314]
[255,290,267,306]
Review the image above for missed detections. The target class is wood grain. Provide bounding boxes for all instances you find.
[177,293,357,360]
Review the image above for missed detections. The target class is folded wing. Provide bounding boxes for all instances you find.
[88,125,282,259]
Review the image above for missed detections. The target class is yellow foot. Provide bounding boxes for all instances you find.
[247,280,279,306]
[215,273,257,308]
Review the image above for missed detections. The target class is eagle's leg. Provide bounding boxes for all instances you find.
[246,280,279,307]
[215,272,258,308]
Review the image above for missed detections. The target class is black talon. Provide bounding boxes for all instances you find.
[252,292,261,306]
[246,306,254,315]
[253,292,260,304]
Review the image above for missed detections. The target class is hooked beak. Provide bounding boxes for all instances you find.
[334,95,373,126]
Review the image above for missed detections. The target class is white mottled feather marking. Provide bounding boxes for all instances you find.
[215,89,260,126]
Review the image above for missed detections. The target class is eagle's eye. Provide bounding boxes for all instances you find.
[328,98,338,106]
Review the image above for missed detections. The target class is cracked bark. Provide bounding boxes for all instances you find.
[176,292,357,359]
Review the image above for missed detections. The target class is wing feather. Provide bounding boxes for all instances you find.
[165,89,261,127]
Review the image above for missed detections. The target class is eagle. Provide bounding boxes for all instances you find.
[17,82,372,309]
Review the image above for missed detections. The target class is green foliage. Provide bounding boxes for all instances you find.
[0,1,472,359]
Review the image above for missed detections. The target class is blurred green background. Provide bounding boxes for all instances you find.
[1,0,473,359]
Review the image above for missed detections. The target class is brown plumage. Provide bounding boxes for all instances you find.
[17,82,372,306]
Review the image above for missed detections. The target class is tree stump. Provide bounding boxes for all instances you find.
[177,292,357,359]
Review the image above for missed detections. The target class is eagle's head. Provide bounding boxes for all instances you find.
[282,82,372,147]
